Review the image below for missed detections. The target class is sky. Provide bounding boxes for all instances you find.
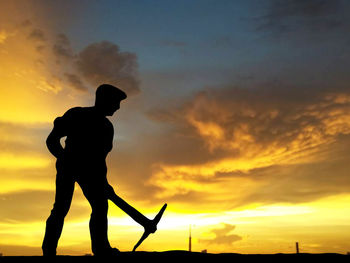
[1,0,350,256]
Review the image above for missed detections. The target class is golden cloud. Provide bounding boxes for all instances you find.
[0,30,8,43]
[147,86,350,208]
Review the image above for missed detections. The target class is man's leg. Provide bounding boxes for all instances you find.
[42,171,75,256]
[79,180,113,255]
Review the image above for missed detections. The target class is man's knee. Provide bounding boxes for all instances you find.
[90,200,108,217]
[50,202,70,219]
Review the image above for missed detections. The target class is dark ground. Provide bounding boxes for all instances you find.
[0,251,348,262]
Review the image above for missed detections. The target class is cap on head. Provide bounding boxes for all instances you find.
[95,84,127,104]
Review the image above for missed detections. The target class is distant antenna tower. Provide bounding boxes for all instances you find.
[296,242,299,254]
[189,224,192,252]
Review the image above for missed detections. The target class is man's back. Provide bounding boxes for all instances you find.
[55,106,114,162]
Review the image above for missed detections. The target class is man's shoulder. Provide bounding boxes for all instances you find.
[64,106,84,115]
[54,107,84,124]
[63,106,93,118]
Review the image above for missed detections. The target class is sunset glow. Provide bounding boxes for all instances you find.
[1,0,350,256]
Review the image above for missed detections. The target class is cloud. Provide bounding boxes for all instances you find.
[75,41,140,95]
[1,23,140,95]
[53,33,74,61]
[35,45,45,53]
[0,188,91,223]
[0,21,67,97]
[51,37,140,94]
[186,87,350,152]
[0,190,55,222]
[0,4,140,96]
[0,122,55,193]
[199,224,242,246]
[52,34,141,94]
[19,19,32,28]
[256,0,347,39]
[27,28,46,41]
[0,121,49,154]
[264,0,342,20]
[0,30,7,43]
[64,73,87,91]
[149,85,350,156]
[145,84,350,208]
[234,155,350,206]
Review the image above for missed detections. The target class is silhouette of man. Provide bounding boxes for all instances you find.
[42,84,126,256]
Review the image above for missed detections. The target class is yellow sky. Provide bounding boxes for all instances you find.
[1,2,350,256]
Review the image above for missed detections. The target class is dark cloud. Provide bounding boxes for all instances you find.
[20,19,32,28]
[199,224,242,246]
[255,158,349,209]
[223,149,350,208]
[75,41,140,95]
[27,28,46,41]
[50,35,140,94]
[53,33,74,60]
[36,45,45,53]
[256,0,348,38]
[265,0,342,19]
[150,84,350,154]
[64,73,87,91]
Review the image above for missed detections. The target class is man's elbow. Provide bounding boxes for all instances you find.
[46,133,54,148]
[46,133,60,151]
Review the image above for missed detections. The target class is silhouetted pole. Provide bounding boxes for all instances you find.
[296,242,299,254]
[189,225,192,252]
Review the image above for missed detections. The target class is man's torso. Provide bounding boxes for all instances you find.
[55,107,114,171]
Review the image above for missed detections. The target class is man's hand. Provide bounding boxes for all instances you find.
[106,183,116,199]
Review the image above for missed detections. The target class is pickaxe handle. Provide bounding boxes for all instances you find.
[107,188,167,251]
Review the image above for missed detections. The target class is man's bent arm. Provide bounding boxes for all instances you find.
[46,132,64,158]
[46,117,67,158]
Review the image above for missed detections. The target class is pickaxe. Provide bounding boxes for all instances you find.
[107,187,167,251]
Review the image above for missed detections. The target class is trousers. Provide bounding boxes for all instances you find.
[42,159,111,255]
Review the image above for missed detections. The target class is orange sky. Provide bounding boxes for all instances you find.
[1,0,350,256]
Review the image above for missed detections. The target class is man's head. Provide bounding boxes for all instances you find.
[95,84,127,116]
